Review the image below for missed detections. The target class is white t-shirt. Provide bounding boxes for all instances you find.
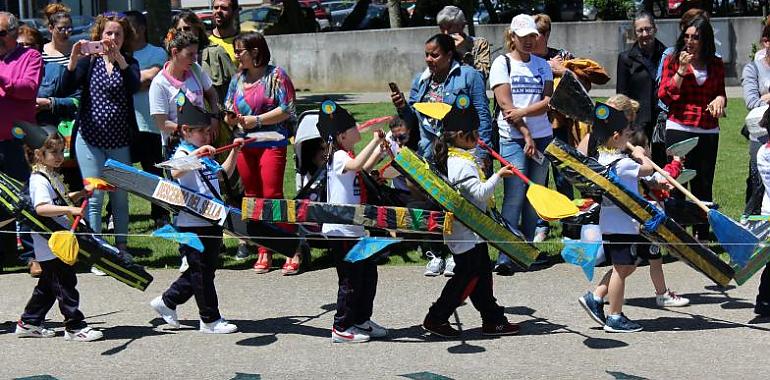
[29,173,70,262]
[757,144,770,215]
[489,53,553,140]
[149,63,213,144]
[322,150,366,237]
[133,44,167,134]
[173,146,222,227]
[598,152,641,235]
[445,152,500,254]
[386,131,409,192]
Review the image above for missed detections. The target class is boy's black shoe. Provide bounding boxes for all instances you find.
[481,321,520,336]
[422,317,460,338]
[755,299,770,317]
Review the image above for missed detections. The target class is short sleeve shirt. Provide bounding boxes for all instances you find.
[29,173,69,262]
[322,150,365,237]
[173,146,221,227]
[133,44,168,134]
[598,152,641,234]
[79,58,131,149]
[149,64,212,143]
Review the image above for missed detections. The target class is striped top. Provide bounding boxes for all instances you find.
[42,51,70,66]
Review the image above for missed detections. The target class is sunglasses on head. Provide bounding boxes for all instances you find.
[55,26,73,33]
[102,11,126,18]
[0,27,17,37]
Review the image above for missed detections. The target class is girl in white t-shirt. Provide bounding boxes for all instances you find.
[317,101,388,344]
[577,101,654,333]
[490,14,554,273]
[14,124,103,342]
[149,98,242,334]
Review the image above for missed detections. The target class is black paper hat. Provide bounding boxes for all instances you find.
[12,121,59,149]
[442,95,478,133]
[592,102,627,135]
[176,92,212,128]
[317,100,357,141]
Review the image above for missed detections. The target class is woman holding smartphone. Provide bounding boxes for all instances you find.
[64,12,140,254]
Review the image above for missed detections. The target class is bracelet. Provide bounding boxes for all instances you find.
[676,70,686,77]
[255,115,262,128]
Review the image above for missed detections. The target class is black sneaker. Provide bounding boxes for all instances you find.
[481,321,520,336]
[422,317,460,338]
[235,243,250,261]
[603,313,642,333]
[755,299,770,317]
[494,263,515,276]
[578,291,606,326]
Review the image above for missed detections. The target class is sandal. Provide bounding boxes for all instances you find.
[281,260,301,276]
[253,251,272,274]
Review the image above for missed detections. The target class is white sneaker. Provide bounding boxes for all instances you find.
[179,256,189,273]
[331,326,370,343]
[656,290,690,307]
[15,321,56,338]
[90,266,107,276]
[150,296,180,328]
[64,327,103,342]
[354,320,388,338]
[200,318,238,334]
[424,251,444,276]
[533,226,549,243]
[443,256,456,277]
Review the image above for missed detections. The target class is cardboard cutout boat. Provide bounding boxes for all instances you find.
[101,160,298,257]
[0,172,153,291]
[243,197,453,234]
[545,139,734,285]
[392,147,540,268]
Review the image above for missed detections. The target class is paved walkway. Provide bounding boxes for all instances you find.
[1,261,769,379]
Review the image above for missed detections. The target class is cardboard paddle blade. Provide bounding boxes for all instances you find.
[710,209,760,267]
[156,155,204,171]
[527,183,579,221]
[677,169,697,185]
[414,102,452,120]
[549,70,595,124]
[48,231,79,265]
[380,165,401,179]
[667,137,699,157]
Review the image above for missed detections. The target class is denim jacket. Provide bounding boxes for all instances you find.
[399,61,491,161]
[36,61,80,126]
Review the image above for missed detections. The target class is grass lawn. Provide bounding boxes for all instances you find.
[3,99,753,271]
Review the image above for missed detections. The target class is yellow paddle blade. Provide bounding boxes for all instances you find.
[48,231,79,266]
[83,177,115,191]
[526,184,579,221]
[414,102,452,120]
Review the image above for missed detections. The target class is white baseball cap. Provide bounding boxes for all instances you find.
[509,14,540,37]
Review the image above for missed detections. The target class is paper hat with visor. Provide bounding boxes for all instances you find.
[591,102,628,140]
[176,92,214,128]
[413,94,478,134]
[317,100,357,141]
[12,121,60,149]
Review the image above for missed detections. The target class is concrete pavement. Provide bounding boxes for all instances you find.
[1,261,769,379]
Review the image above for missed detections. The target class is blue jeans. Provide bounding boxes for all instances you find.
[75,134,130,245]
[497,135,552,267]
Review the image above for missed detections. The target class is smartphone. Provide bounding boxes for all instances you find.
[81,41,104,55]
[388,82,400,94]
[532,150,545,165]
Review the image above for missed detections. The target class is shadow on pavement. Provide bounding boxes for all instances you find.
[100,322,175,356]
[505,306,629,350]
[234,303,336,347]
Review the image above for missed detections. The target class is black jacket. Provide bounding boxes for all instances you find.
[616,39,667,129]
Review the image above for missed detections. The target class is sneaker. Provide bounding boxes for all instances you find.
[90,266,107,276]
[578,291,606,326]
[64,327,104,342]
[533,226,549,243]
[603,313,643,333]
[481,321,520,336]
[354,320,388,338]
[493,263,515,276]
[15,321,55,338]
[422,317,460,338]
[200,318,238,334]
[235,243,250,261]
[331,326,370,343]
[755,299,770,317]
[150,296,180,328]
[443,256,456,277]
[656,290,690,307]
[179,256,189,273]
[424,251,444,277]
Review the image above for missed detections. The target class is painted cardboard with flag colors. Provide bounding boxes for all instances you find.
[561,239,601,281]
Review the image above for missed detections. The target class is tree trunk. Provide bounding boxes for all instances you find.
[265,0,309,34]
[481,0,498,24]
[144,0,171,46]
[387,0,402,28]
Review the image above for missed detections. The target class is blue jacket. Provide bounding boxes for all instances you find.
[399,61,491,161]
[36,61,80,126]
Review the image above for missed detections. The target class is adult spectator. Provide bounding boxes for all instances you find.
[658,16,725,241]
[741,22,770,218]
[489,14,553,274]
[222,32,298,274]
[210,0,239,63]
[16,24,43,51]
[390,33,491,164]
[532,14,574,76]
[64,12,140,253]
[436,5,490,80]
[126,10,170,228]
[617,11,667,165]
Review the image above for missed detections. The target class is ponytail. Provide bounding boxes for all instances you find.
[433,131,463,175]
[167,125,184,149]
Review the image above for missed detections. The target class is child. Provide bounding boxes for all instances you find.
[150,96,242,334]
[577,100,654,333]
[14,122,103,342]
[420,96,520,338]
[754,107,770,317]
[318,100,389,343]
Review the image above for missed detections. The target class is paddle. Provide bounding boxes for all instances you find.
[156,131,284,171]
[357,115,395,133]
[626,142,759,266]
[48,197,88,266]
[477,139,578,221]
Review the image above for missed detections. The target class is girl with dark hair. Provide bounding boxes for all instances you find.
[222,32,298,274]
[658,16,726,240]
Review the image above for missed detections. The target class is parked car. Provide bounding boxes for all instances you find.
[241,5,283,33]
[323,1,355,29]
[195,9,215,30]
[299,0,332,30]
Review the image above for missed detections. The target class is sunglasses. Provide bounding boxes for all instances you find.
[234,48,253,55]
[102,11,126,18]
[393,133,408,142]
[0,27,17,37]
[55,26,73,33]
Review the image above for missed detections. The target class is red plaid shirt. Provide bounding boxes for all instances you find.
[658,54,726,130]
